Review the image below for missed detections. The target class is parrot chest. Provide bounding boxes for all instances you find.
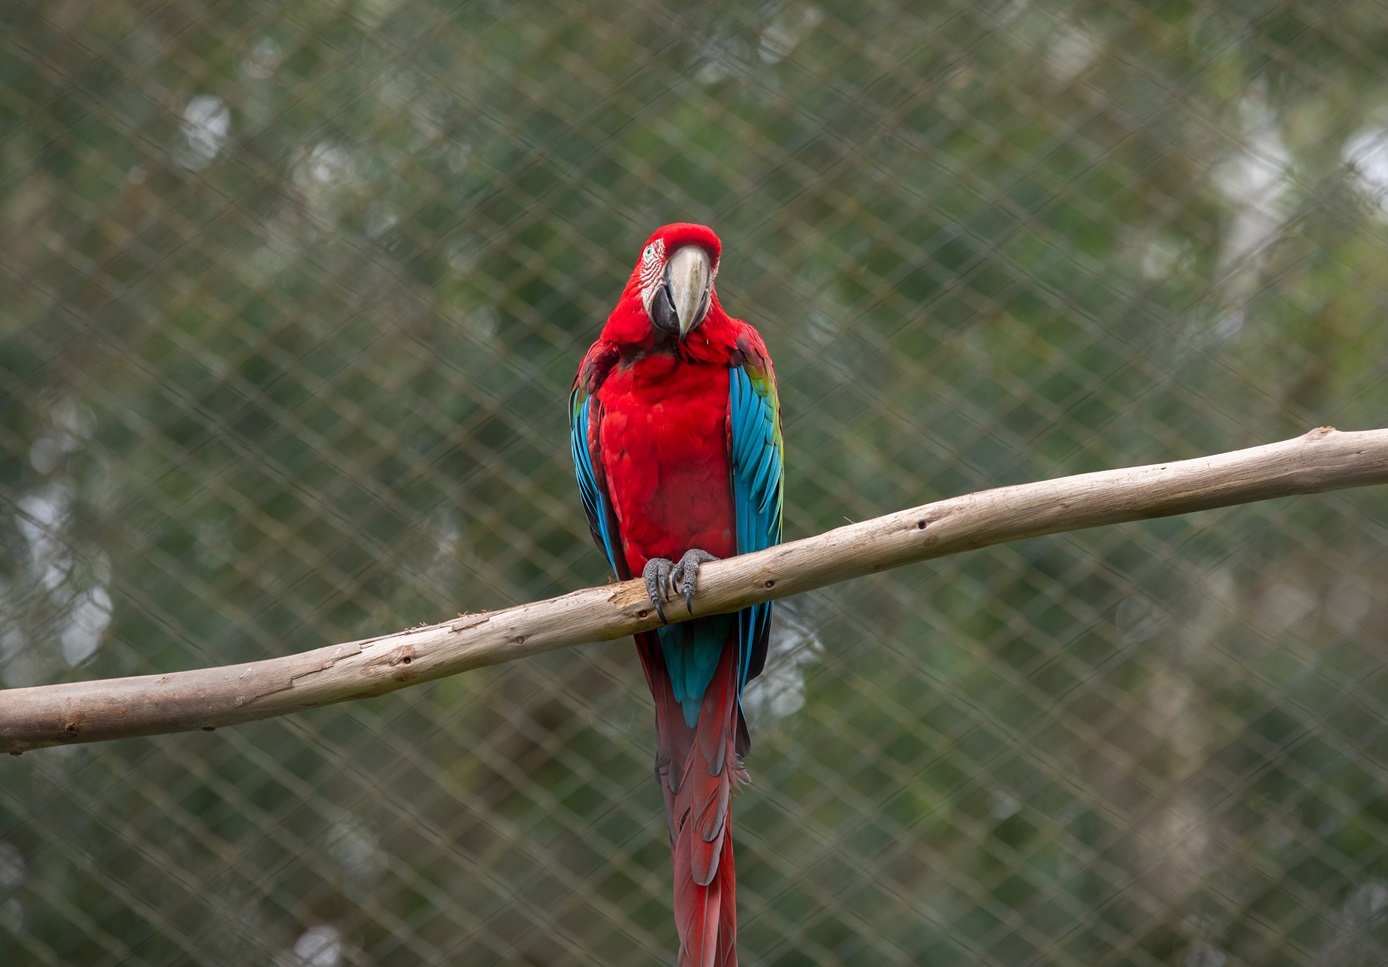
[596,353,736,571]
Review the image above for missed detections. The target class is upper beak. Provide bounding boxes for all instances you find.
[665,245,712,339]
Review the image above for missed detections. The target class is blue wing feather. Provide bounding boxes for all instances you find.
[570,386,622,577]
[728,364,783,695]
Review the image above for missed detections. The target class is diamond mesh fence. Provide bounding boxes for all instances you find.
[4,1,1388,964]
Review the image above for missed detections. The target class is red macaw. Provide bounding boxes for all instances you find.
[570,223,784,966]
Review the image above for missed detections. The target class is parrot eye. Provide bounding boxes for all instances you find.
[650,282,680,334]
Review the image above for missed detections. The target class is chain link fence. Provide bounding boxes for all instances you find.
[4,1,1388,963]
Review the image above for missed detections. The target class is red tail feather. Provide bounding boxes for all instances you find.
[637,632,746,967]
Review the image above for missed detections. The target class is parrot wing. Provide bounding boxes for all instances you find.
[728,332,784,694]
[570,344,625,579]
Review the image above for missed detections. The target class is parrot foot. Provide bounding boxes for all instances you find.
[642,549,719,623]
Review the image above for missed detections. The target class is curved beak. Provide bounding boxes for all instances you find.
[665,245,713,339]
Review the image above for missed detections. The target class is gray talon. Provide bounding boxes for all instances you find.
[669,549,718,616]
[643,550,720,621]
[642,557,674,625]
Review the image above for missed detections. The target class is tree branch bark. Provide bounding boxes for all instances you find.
[4,426,1387,755]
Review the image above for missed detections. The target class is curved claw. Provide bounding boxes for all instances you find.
[669,548,718,616]
[642,557,674,625]
[642,550,721,622]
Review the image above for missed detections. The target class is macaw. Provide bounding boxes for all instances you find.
[570,223,783,967]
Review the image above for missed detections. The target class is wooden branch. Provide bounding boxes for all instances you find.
[4,426,1387,755]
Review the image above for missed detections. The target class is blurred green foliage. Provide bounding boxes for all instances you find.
[4,1,1388,964]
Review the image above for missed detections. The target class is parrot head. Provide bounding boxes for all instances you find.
[631,223,722,340]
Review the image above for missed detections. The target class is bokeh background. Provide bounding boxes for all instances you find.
[5,1,1388,964]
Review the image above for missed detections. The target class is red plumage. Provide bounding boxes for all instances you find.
[595,353,737,570]
[573,224,779,966]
